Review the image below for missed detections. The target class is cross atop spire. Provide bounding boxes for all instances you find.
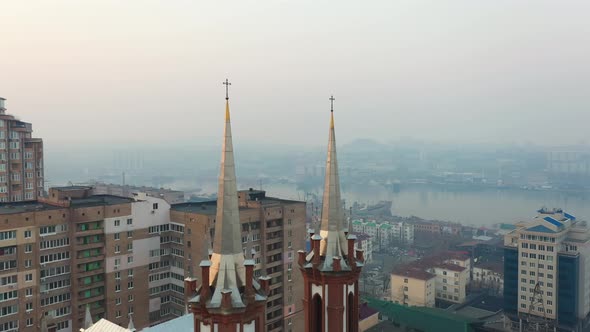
[329,95,335,113]
[223,79,231,100]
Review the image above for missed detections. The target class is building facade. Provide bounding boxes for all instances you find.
[0,97,44,202]
[390,269,436,307]
[0,186,150,332]
[503,208,590,330]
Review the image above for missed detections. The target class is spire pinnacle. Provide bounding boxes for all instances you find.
[329,95,335,128]
[208,78,247,308]
[223,79,231,120]
[319,95,349,270]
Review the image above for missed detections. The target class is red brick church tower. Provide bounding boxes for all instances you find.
[298,96,364,332]
[188,80,268,332]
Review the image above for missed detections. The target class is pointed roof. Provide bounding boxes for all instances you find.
[128,314,136,332]
[208,82,247,308]
[319,96,349,270]
[84,304,93,329]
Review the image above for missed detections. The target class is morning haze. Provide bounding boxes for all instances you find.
[1,0,589,148]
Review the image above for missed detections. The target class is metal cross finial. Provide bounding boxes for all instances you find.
[223,79,231,100]
[329,95,335,112]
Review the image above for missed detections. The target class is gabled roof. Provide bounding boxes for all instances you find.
[82,319,131,332]
[543,216,563,228]
[143,314,193,331]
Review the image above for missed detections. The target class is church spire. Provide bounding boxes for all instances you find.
[319,95,349,270]
[208,78,247,308]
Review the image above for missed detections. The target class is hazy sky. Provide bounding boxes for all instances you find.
[1,1,589,147]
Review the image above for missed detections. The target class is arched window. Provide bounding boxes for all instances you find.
[312,294,322,332]
[348,292,354,332]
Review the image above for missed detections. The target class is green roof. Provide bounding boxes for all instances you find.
[379,224,393,229]
[366,222,377,227]
[500,223,517,230]
[352,220,363,225]
[365,298,481,332]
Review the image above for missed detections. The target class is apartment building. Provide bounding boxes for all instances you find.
[391,268,436,307]
[168,188,306,332]
[352,219,415,250]
[390,251,470,307]
[430,263,468,303]
[0,97,44,202]
[504,208,590,330]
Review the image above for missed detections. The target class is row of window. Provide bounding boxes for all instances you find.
[40,251,70,264]
[41,293,71,307]
[0,290,17,301]
[520,252,554,261]
[113,218,133,227]
[41,265,70,279]
[520,234,556,242]
[520,278,554,288]
[0,231,16,241]
[520,303,553,314]
[40,279,71,292]
[521,243,554,251]
[520,286,553,297]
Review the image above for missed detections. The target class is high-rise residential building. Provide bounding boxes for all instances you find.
[0,97,44,202]
[504,208,590,330]
[299,97,364,332]
[0,186,158,332]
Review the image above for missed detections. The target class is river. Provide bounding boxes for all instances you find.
[197,182,590,228]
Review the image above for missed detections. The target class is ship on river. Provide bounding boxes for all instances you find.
[352,200,393,218]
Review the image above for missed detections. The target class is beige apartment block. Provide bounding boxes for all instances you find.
[0,97,44,203]
[391,268,436,307]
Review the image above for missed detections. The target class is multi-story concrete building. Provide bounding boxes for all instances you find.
[504,208,590,330]
[353,232,373,263]
[390,251,470,307]
[352,219,414,250]
[0,186,149,331]
[430,263,468,303]
[170,189,306,331]
[0,184,305,332]
[0,97,44,202]
[391,268,436,307]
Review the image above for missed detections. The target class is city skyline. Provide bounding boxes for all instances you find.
[2,1,590,147]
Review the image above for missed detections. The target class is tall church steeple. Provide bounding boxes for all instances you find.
[299,96,364,332]
[189,80,268,332]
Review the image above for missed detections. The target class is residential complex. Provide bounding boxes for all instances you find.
[0,184,305,332]
[352,219,414,250]
[0,97,44,202]
[390,269,436,307]
[503,208,590,330]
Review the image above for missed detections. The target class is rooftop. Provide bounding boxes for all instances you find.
[393,266,436,280]
[0,201,62,215]
[143,314,193,331]
[433,263,467,272]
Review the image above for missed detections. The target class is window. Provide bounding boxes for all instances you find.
[128,269,133,277]
[127,243,133,252]
[26,318,33,327]
[115,258,121,267]
[25,259,32,268]
[0,231,16,241]
[24,230,31,238]
[116,298,121,305]
[128,294,134,302]
[26,303,33,312]
[115,284,121,292]
[128,256,133,264]
[116,310,121,318]
[115,272,121,280]
[127,281,134,289]
[127,218,133,225]
[127,231,133,238]
[114,220,120,227]
[114,233,120,240]
[115,245,120,253]
[153,203,159,210]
